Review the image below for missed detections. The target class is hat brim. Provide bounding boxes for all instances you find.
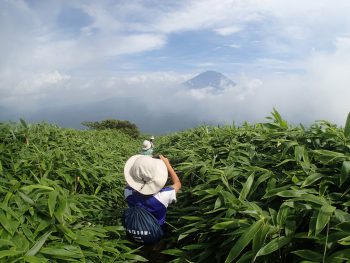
[124,155,168,195]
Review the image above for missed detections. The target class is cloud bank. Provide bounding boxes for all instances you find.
[1,1,350,132]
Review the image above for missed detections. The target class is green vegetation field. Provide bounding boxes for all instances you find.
[1,111,350,262]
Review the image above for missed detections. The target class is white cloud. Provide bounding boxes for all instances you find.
[227,44,241,48]
[152,0,262,34]
[196,62,216,68]
[300,37,350,124]
[34,71,71,86]
[1,70,72,112]
[79,3,122,33]
[1,0,350,129]
[214,26,242,36]
[188,87,218,100]
[2,0,350,76]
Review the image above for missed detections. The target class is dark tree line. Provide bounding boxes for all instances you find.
[82,119,140,138]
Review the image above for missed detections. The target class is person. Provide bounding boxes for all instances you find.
[123,154,181,263]
[149,136,155,148]
[141,140,153,156]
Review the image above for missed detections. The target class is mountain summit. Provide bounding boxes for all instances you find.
[183,70,236,90]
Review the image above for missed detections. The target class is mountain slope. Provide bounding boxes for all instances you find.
[183,70,236,90]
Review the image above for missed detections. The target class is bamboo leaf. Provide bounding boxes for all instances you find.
[263,185,291,199]
[21,185,54,193]
[22,225,34,243]
[236,251,253,263]
[0,250,24,259]
[26,231,52,256]
[0,211,13,235]
[253,223,270,255]
[292,194,327,205]
[269,208,277,226]
[291,249,323,261]
[2,192,13,206]
[40,246,84,259]
[315,204,335,235]
[214,196,222,209]
[183,244,207,250]
[94,185,102,195]
[57,224,77,241]
[326,248,350,263]
[239,172,254,201]
[337,235,350,245]
[274,158,295,167]
[340,161,350,186]
[225,219,264,263]
[23,256,49,263]
[48,190,58,217]
[254,236,291,260]
[276,190,305,198]
[250,172,272,194]
[54,197,68,224]
[302,173,325,187]
[334,209,350,223]
[18,191,35,206]
[312,150,346,163]
[212,220,246,230]
[308,211,317,236]
[344,112,350,138]
[20,118,28,129]
[162,249,184,256]
[285,215,297,236]
[123,253,148,262]
[0,239,15,247]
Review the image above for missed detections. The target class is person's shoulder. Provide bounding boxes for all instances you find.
[159,186,175,193]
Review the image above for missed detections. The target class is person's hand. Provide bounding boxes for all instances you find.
[159,155,171,167]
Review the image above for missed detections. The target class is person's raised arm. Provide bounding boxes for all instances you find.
[159,155,181,193]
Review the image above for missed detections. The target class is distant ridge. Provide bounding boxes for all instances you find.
[183,70,236,90]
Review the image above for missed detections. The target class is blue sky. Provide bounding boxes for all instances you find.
[1,0,350,130]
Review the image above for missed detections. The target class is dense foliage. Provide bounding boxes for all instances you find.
[0,121,144,262]
[82,119,140,138]
[157,110,350,263]
[1,110,350,262]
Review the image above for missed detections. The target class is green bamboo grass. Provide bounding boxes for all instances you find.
[0,122,142,262]
[1,110,350,262]
[158,111,350,263]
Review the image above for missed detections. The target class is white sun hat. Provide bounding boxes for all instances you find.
[124,155,168,195]
[142,140,152,150]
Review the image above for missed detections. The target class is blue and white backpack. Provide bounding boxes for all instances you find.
[122,206,164,244]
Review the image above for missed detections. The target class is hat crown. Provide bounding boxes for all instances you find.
[142,140,152,150]
[124,154,168,195]
[131,156,155,183]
